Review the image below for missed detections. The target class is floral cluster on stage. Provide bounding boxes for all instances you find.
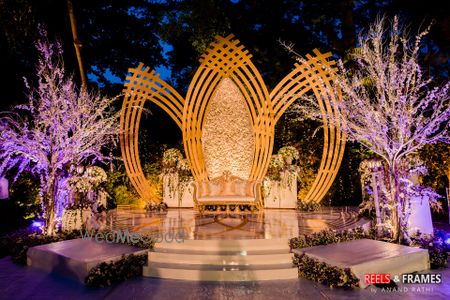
[161,148,193,207]
[162,148,183,170]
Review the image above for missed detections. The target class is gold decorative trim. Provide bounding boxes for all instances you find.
[120,35,345,203]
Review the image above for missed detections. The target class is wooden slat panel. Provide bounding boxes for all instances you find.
[120,65,185,201]
[271,49,346,203]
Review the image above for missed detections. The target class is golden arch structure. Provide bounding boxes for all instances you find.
[120,34,346,206]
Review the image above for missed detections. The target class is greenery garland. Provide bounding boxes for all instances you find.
[410,230,449,269]
[85,253,147,287]
[82,230,154,287]
[289,227,368,250]
[162,149,193,201]
[289,227,368,288]
[296,199,321,211]
[293,253,359,288]
[267,154,286,181]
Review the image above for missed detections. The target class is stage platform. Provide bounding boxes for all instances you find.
[109,207,369,240]
[293,239,430,288]
[27,238,148,282]
[26,208,371,283]
[126,207,368,282]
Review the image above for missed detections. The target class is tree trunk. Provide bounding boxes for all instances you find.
[447,167,450,187]
[340,0,356,51]
[371,172,382,237]
[388,163,402,242]
[42,174,57,235]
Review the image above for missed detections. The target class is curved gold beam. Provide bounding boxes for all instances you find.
[120,63,184,201]
[271,49,346,203]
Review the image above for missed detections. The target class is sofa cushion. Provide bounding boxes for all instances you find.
[209,181,222,195]
[234,181,247,197]
[199,181,210,197]
[222,180,235,196]
[246,181,255,197]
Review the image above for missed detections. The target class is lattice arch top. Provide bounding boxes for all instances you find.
[120,34,346,204]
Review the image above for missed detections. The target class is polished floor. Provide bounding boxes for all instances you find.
[109,207,369,240]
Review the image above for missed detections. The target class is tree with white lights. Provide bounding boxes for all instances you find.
[291,16,450,241]
[0,31,119,235]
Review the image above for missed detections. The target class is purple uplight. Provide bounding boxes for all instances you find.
[32,220,44,228]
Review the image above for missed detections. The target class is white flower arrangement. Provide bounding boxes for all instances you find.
[162,151,193,199]
[68,166,107,193]
[68,176,92,193]
[86,166,108,187]
[162,148,183,169]
[177,158,191,173]
[278,146,300,161]
[269,154,285,171]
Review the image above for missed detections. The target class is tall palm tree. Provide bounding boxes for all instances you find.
[67,0,87,88]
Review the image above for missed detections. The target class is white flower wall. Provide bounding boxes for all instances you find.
[202,78,255,179]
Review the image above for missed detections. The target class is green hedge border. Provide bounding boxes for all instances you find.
[289,227,368,250]
[85,253,148,287]
[293,253,359,288]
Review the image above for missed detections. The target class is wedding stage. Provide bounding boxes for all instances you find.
[26,208,430,285]
[112,35,357,281]
[114,207,370,281]
[25,35,431,285]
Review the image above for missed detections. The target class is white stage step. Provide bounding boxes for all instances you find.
[154,238,291,252]
[27,238,148,282]
[144,266,298,281]
[148,252,294,265]
[143,239,298,281]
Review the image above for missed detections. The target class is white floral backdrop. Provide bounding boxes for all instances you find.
[202,78,255,179]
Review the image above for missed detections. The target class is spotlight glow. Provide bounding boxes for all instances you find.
[32,221,44,228]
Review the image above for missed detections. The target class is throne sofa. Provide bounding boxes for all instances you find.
[192,171,262,212]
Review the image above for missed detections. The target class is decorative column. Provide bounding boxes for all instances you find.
[406,173,433,236]
[162,172,195,208]
[263,170,298,208]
